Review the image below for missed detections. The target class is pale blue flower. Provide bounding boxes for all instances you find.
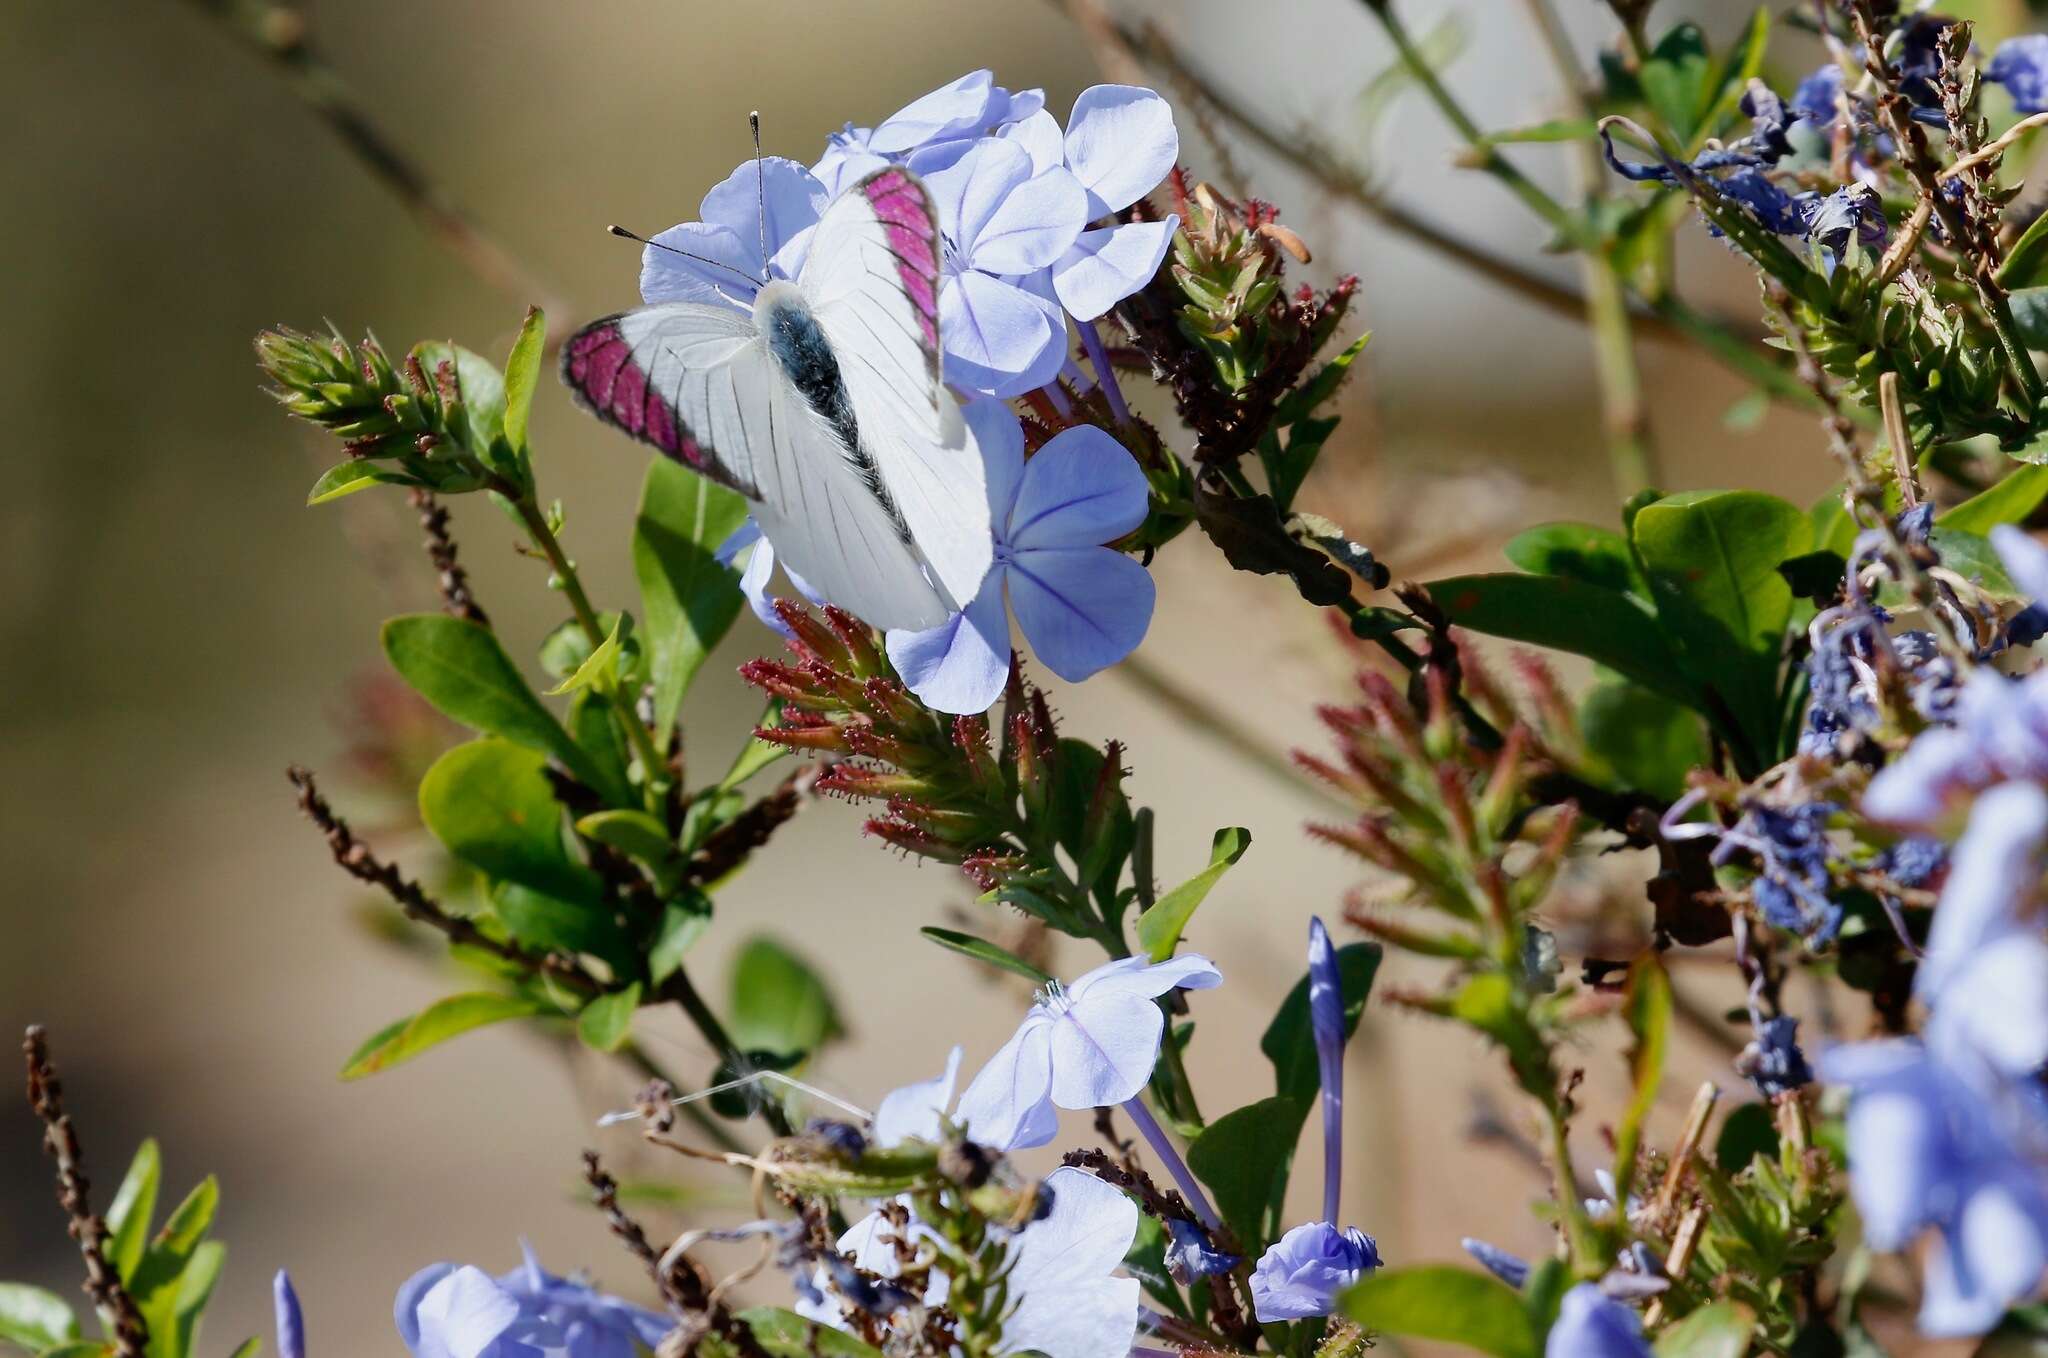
[922,139,1088,395]
[886,403,1154,715]
[998,1167,1141,1358]
[1050,86,1182,321]
[811,71,1033,194]
[1819,1038,2048,1337]
[1916,781,2048,1078]
[717,519,819,637]
[274,1272,306,1358]
[640,158,827,310]
[1546,1284,1650,1358]
[396,1245,669,1358]
[1249,1223,1380,1322]
[954,953,1220,1152]
[1991,35,2048,114]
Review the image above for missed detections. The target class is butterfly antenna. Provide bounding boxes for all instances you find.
[749,111,770,284]
[593,1068,872,1127]
[606,223,762,291]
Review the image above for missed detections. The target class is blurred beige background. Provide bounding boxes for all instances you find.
[0,1,1966,1354]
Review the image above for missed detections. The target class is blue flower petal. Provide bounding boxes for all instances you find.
[1065,85,1180,218]
[1051,218,1179,321]
[639,223,758,309]
[885,578,1011,715]
[1006,545,1154,682]
[1006,425,1150,550]
[868,70,995,155]
[940,270,1064,395]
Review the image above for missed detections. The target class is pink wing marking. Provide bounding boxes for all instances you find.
[559,314,705,468]
[859,169,943,358]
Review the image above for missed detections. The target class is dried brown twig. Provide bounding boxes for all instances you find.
[22,1026,149,1358]
[408,489,489,625]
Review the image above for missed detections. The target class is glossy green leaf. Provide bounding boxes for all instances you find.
[578,983,642,1053]
[106,1138,162,1284]
[1187,1095,1307,1250]
[341,992,549,1079]
[1504,521,1645,597]
[130,1175,219,1358]
[1631,490,1809,763]
[381,615,602,789]
[1654,1300,1757,1358]
[0,1285,78,1352]
[164,1239,224,1358]
[489,880,630,963]
[1134,827,1251,961]
[1262,942,1381,1105]
[2003,209,2048,291]
[920,927,1054,984]
[565,690,634,809]
[739,1307,885,1358]
[728,937,842,1059]
[546,615,623,697]
[649,895,712,984]
[501,306,546,452]
[539,613,643,687]
[1340,1266,1539,1358]
[306,460,420,505]
[575,809,676,866]
[1940,464,2048,535]
[419,739,604,906]
[633,460,749,732]
[1579,680,1708,801]
[1423,574,1690,704]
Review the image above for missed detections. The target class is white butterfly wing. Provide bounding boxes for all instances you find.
[802,167,994,610]
[560,301,953,630]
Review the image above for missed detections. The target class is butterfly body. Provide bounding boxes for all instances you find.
[562,167,991,632]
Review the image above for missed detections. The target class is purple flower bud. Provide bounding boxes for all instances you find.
[1307,916,1347,1223]
[1738,1016,1814,1098]
[1163,1217,1240,1283]
[1990,35,2048,114]
[1460,1238,1530,1289]
[1249,1222,1382,1322]
[274,1272,306,1358]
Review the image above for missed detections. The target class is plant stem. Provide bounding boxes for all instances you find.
[1363,0,1579,240]
[508,491,672,806]
[1543,1098,1602,1277]
[1080,317,1135,429]
[1122,1094,1223,1231]
[657,968,795,1138]
[1516,0,1657,492]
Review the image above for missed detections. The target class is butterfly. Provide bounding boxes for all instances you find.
[559,166,992,632]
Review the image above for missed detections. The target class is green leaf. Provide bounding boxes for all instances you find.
[224,1339,261,1358]
[1631,490,1809,764]
[37,1345,113,1358]
[1187,1096,1307,1249]
[1451,973,1553,1097]
[1134,827,1251,961]
[341,992,549,1079]
[413,339,507,454]
[649,895,712,984]
[564,690,634,810]
[0,1286,78,1352]
[1715,1101,1780,1173]
[106,1138,162,1285]
[738,1307,886,1358]
[306,460,420,505]
[1940,464,2048,535]
[578,983,642,1053]
[1579,680,1708,802]
[1928,526,2024,601]
[1654,1301,1757,1358]
[164,1239,224,1358]
[1276,333,1371,425]
[1423,573,1692,705]
[1340,1266,1539,1358]
[1262,942,1381,1105]
[2002,209,2048,291]
[381,615,603,789]
[418,739,605,906]
[501,306,546,452]
[1639,23,1715,144]
[129,1175,220,1358]
[1504,522,1646,598]
[633,460,749,733]
[1612,956,1672,1206]
[546,616,624,697]
[920,927,1054,984]
[489,880,630,963]
[728,937,842,1058]
[575,808,676,867]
